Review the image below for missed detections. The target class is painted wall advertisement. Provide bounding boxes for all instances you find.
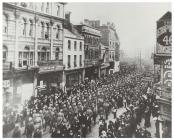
[163,58,172,89]
[157,20,172,54]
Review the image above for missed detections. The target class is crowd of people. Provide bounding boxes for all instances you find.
[3,66,159,138]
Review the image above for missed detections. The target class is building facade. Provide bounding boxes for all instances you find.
[85,20,120,74]
[99,22,120,74]
[76,21,101,80]
[3,2,65,107]
[63,14,85,89]
[153,11,171,138]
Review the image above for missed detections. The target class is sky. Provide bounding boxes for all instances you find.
[65,2,171,60]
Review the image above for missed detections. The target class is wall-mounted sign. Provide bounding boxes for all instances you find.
[39,65,63,73]
[163,58,172,88]
[3,80,10,88]
[157,20,172,54]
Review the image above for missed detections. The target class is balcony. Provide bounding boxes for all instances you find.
[37,60,63,66]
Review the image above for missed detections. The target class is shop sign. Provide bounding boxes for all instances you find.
[3,80,10,88]
[163,58,172,88]
[39,65,63,73]
[157,20,172,54]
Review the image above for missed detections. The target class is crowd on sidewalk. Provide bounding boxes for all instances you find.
[3,66,159,138]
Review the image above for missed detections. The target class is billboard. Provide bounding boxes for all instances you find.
[156,12,172,55]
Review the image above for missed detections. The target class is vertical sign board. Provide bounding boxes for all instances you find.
[156,16,172,54]
[163,58,172,89]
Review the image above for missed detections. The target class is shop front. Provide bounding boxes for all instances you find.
[85,66,99,80]
[37,64,64,91]
[13,69,37,107]
[65,68,84,88]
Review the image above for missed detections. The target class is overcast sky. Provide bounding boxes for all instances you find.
[65,2,171,59]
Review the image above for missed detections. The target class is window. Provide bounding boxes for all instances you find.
[23,18,27,36]
[55,47,59,60]
[41,22,44,38]
[57,5,60,16]
[21,2,27,7]
[74,41,77,51]
[3,46,8,63]
[80,55,82,66]
[29,20,33,36]
[45,23,49,39]
[56,25,60,39]
[68,40,71,50]
[38,47,50,61]
[3,14,8,34]
[46,2,49,13]
[80,42,82,51]
[41,3,44,12]
[74,55,77,67]
[29,3,33,9]
[18,46,34,67]
[68,55,71,68]
[18,52,22,67]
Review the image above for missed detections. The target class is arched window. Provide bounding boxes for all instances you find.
[3,46,8,63]
[55,47,59,60]
[68,40,71,50]
[56,25,60,39]
[3,14,8,34]
[38,47,50,61]
[29,19,33,36]
[41,22,44,38]
[23,46,30,66]
[57,5,60,16]
[46,2,49,13]
[45,23,49,39]
[22,18,27,36]
[41,2,44,12]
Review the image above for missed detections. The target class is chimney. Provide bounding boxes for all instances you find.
[65,12,71,23]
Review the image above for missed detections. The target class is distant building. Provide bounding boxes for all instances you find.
[3,2,65,107]
[86,20,120,74]
[63,13,85,89]
[76,20,101,80]
[153,11,171,138]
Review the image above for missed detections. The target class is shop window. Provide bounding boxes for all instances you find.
[74,55,77,67]
[74,41,77,51]
[68,55,71,68]
[68,40,71,50]
[80,42,82,51]
[3,14,8,34]
[55,47,59,60]
[3,46,8,63]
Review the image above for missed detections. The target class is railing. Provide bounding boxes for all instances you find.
[37,60,63,66]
